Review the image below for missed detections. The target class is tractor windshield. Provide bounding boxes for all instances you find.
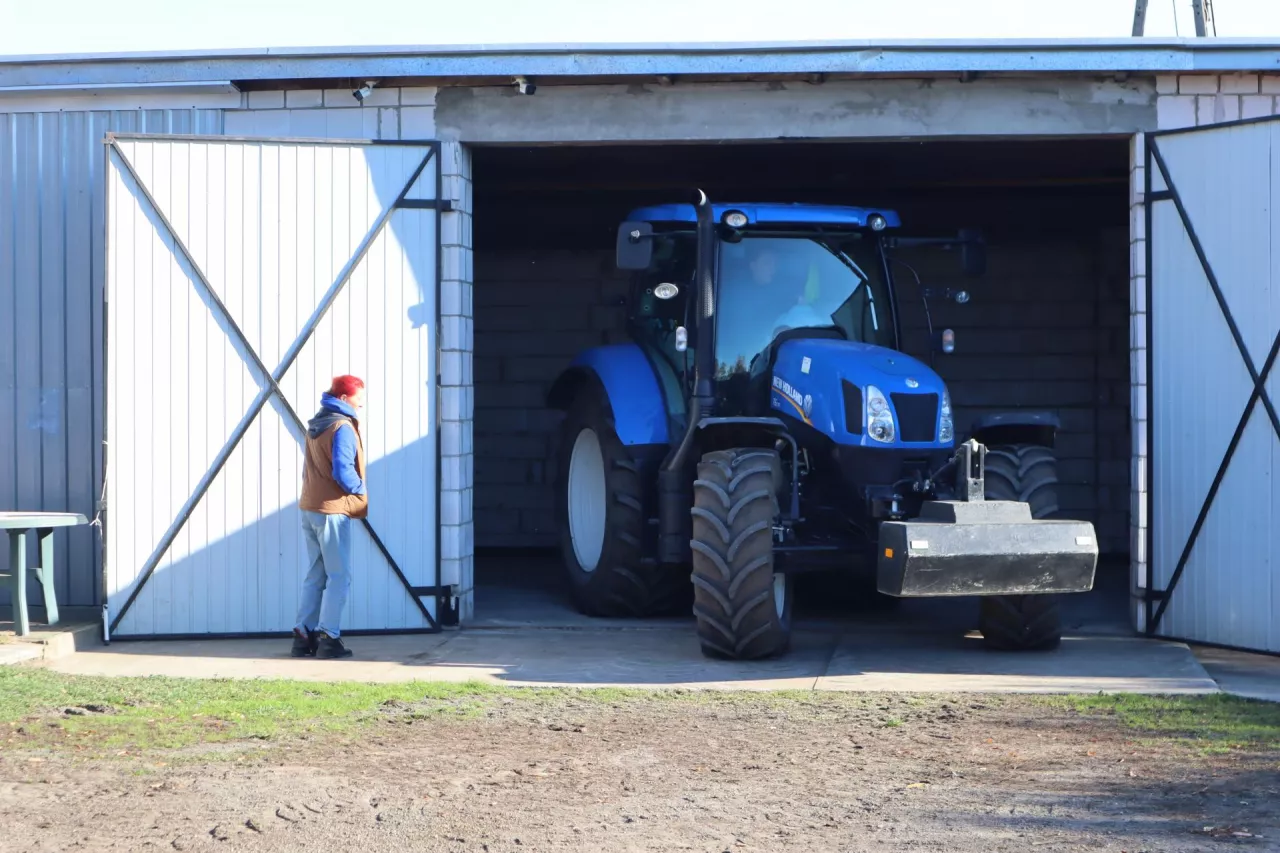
[713,234,895,378]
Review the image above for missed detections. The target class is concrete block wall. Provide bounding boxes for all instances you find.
[439,141,476,622]
[1154,73,1280,129]
[894,239,1131,553]
[474,237,1131,554]
[1131,73,1280,629]
[1130,131,1150,630]
[473,251,630,546]
[224,86,438,140]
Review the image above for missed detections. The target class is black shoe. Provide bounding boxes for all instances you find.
[290,628,319,657]
[316,633,353,659]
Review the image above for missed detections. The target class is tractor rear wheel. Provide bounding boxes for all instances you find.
[690,448,792,660]
[978,443,1063,651]
[556,386,687,618]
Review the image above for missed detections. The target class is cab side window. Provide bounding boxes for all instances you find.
[629,235,694,360]
[629,235,695,416]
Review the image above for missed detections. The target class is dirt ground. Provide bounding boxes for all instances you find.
[2,693,1277,853]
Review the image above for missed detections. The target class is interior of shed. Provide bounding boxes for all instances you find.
[467,137,1132,632]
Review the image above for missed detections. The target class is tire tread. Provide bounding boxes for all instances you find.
[690,448,790,660]
[978,443,1064,652]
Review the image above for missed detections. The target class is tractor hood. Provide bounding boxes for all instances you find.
[768,338,953,449]
[840,344,927,378]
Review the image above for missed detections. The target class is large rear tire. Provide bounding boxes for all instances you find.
[556,385,688,618]
[978,443,1063,651]
[690,448,792,660]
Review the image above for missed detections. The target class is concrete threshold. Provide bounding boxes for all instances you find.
[38,625,1227,696]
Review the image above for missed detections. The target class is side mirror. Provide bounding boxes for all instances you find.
[616,221,654,270]
[959,228,986,277]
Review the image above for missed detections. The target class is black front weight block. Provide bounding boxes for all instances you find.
[876,500,1099,598]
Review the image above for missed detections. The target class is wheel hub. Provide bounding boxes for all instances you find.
[567,427,607,572]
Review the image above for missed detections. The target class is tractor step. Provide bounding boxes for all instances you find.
[876,500,1098,598]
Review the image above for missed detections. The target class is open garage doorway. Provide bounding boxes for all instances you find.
[468,137,1132,634]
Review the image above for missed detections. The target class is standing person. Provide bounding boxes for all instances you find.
[292,375,368,659]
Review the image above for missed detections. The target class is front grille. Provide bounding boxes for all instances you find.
[842,380,863,434]
[890,392,939,443]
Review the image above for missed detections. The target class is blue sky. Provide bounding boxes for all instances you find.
[2,0,1278,55]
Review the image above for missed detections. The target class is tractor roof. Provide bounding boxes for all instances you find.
[625,202,902,230]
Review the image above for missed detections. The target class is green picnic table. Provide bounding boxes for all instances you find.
[1,513,88,637]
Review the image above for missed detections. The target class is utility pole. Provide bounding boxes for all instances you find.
[1192,0,1216,37]
[1132,0,1148,36]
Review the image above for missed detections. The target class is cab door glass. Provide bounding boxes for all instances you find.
[629,234,695,414]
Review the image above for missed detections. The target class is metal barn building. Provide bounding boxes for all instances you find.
[1,38,1278,651]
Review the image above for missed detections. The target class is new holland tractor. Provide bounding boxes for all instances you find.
[547,193,1098,660]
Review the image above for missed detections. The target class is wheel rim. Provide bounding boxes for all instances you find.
[567,428,607,572]
[773,573,787,619]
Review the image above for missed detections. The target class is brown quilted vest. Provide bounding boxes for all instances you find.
[299,419,369,518]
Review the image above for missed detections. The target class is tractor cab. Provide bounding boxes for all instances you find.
[619,203,908,437]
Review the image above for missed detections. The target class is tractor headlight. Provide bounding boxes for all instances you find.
[866,385,896,443]
[722,210,748,228]
[939,389,954,444]
[868,213,887,232]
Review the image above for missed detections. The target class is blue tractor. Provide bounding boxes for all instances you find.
[548,193,1098,659]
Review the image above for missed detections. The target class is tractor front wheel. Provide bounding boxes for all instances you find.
[690,448,792,660]
[556,386,687,618]
[978,443,1064,651]
[978,594,1062,652]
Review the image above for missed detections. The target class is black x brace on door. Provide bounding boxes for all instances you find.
[1142,120,1280,639]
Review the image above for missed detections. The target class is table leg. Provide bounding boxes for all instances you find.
[37,527,58,627]
[9,530,28,637]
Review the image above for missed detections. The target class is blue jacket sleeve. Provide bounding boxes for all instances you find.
[330,424,366,495]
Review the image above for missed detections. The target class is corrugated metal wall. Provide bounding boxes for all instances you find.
[0,109,222,610]
[1148,117,1280,653]
[103,136,439,637]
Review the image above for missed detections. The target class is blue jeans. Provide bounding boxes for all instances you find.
[295,511,354,638]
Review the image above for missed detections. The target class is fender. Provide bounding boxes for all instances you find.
[969,412,1060,449]
[546,344,670,446]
